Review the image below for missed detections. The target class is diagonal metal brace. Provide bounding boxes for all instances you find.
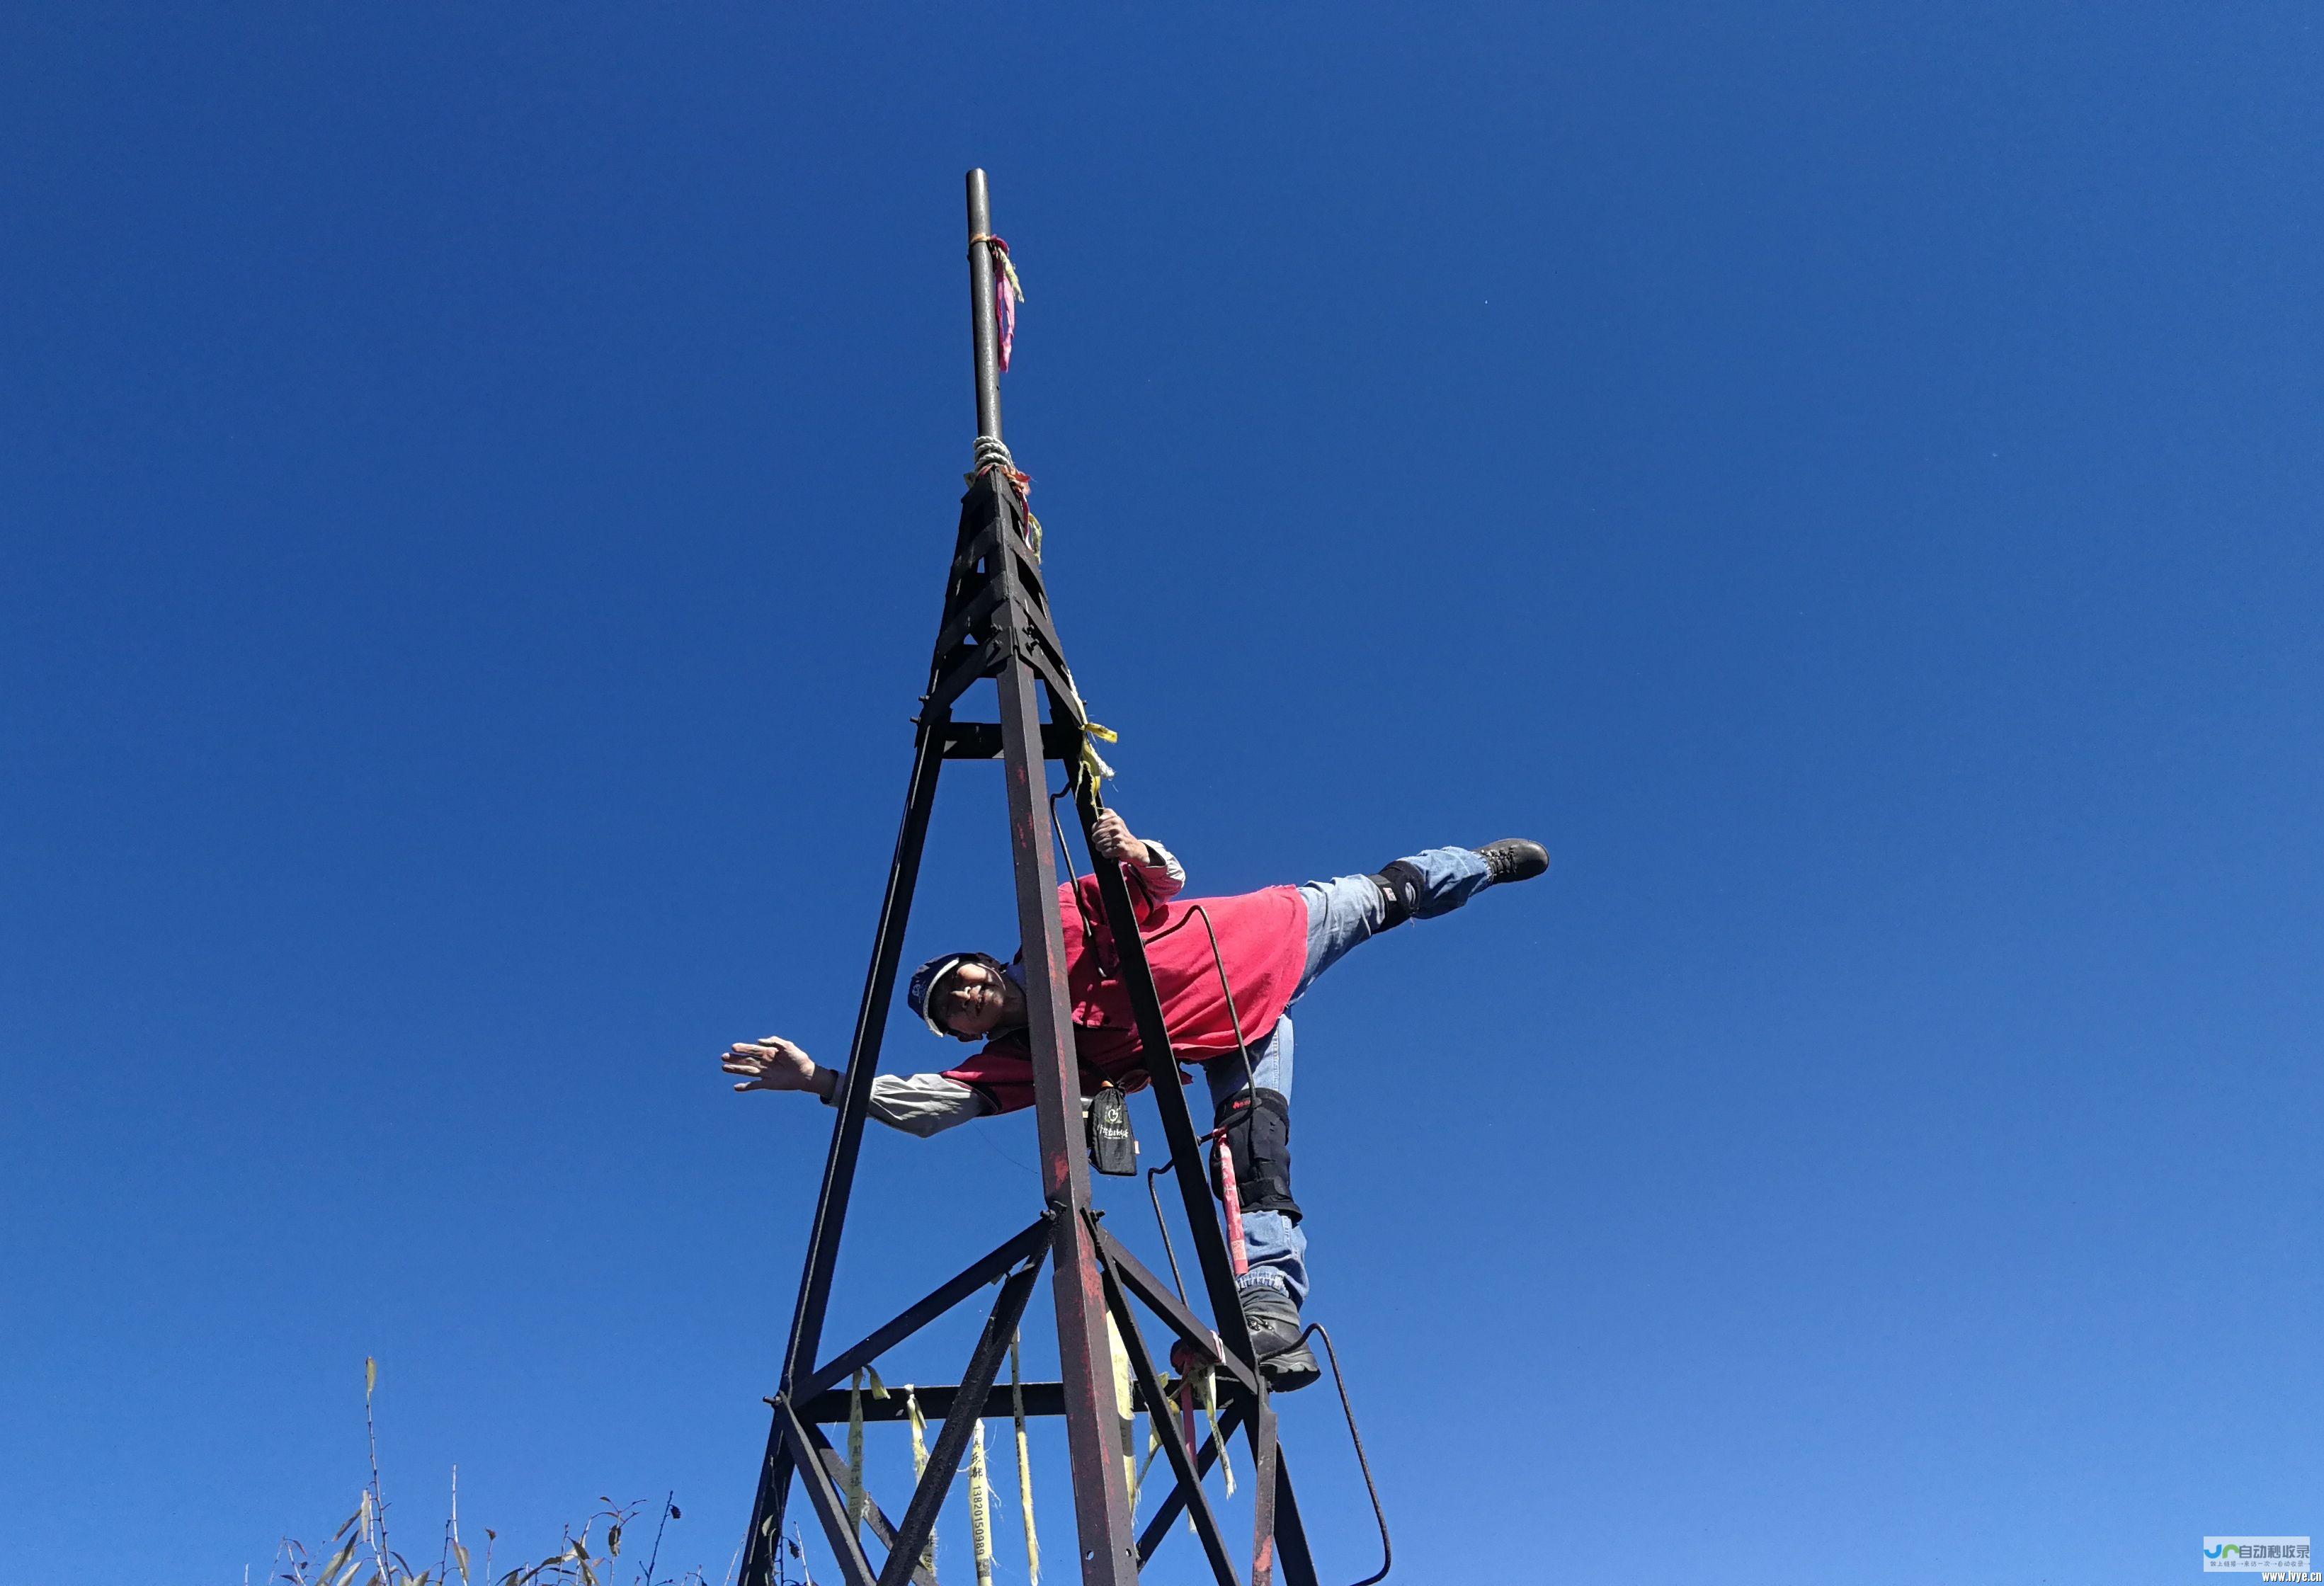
[876,1260,1044,1586]
[806,1215,1052,1398]
[799,1425,940,1586]
[1137,1398,1251,1565]
[1092,1223,1255,1396]
[777,1395,881,1586]
[1093,1226,1244,1586]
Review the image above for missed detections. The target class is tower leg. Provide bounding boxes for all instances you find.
[996,658,1139,1586]
[740,728,947,1586]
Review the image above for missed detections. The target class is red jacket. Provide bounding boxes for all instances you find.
[940,858,1307,1114]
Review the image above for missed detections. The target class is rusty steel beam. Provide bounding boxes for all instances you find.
[804,1216,1050,1399]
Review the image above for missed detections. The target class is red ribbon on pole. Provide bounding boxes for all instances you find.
[971,234,1025,370]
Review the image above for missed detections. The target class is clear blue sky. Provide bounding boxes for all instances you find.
[4,6,2319,1585]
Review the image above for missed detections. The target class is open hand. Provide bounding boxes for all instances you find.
[722,1034,824,1095]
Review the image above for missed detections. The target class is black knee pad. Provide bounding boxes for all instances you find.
[1372,861,1425,928]
[1210,1087,1300,1224]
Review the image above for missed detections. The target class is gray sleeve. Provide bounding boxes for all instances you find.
[1137,838,1187,899]
[822,1070,995,1139]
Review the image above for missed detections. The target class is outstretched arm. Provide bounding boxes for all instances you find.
[722,1034,992,1138]
[724,1034,837,1099]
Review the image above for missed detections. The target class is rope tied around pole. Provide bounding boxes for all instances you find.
[964,437,1044,563]
[969,435,1020,481]
[959,440,1120,791]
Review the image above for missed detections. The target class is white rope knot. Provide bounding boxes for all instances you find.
[967,436,1043,561]
[971,436,1016,478]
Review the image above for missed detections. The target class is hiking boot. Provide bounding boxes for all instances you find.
[1476,838,1549,885]
[1239,1286,1320,1392]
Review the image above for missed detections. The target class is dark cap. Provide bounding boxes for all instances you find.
[905,951,1003,1037]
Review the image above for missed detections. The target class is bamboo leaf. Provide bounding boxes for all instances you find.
[605,1524,620,1558]
[365,1357,377,1397]
[453,1539,470,1585]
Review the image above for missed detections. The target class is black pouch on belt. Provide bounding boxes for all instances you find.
[1086,1083,1138,1176]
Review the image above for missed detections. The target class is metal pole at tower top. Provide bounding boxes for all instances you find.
[967,165,1141,1586]
[966,169,1003,443]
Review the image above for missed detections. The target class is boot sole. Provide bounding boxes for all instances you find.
[1259,1345,1321,1392]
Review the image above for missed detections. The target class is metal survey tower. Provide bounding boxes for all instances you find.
[734,171,1327,1586]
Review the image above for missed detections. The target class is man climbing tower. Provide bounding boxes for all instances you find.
[722,808,1548,1389]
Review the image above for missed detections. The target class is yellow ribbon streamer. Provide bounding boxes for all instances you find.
[1104,1316,1138,1507]
[1010,1333,1038,1586]
[1200,1364,1234,1497]
[904,1385,937,1580]
[1137,1415,1166,1495]
[993,244,1025,309]
[848,1368,889,1541]
[1080,721,1119,785]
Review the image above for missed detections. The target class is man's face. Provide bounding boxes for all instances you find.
[935,959,1010,1040]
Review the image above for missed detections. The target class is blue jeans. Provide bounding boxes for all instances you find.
[1203,845,1493,1308]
